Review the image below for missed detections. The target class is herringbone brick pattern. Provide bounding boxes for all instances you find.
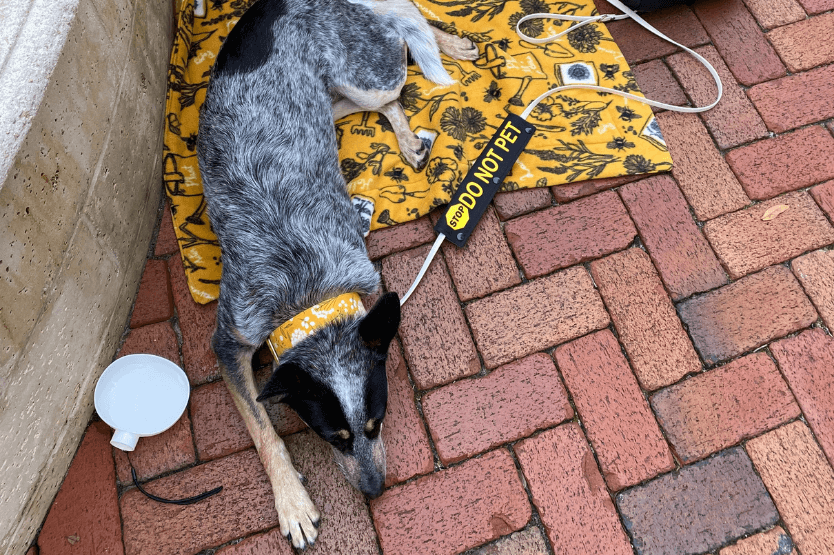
[34,1,834,554]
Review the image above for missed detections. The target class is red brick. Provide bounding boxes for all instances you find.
[441,207,520,301]
[26,547,37,555]
[120,449,277,555]
[771,328,834,468]
[190,378,306,461]
[616,447,778,555]
[605,5,710,64]
[37,422,123,555]
[748,66,834,133]
[590,248,701,390]
[667,45,769,149]
[365,215,435,261]
[620,174,727,300]
[380,245,479,389]
[554,330,674,490]
[651,352,800,463]
[703,191,834,278]
[631,59,688,112]
[656,111,749,221]
[492,187,551,220]
[746,421,834,555]
[168,256,219,384]
[504,191,636,279]
[371,450,531,555]
[811,179,834,221]
[465,267,609,369]
[117,320,180,364]
[214,528,293,555]
[129,259,173,328]
[792,250,834,330]
[693,0,786,86]
[470,528,550,555]
[720,526,797,555]
[515,423,633,555]
[726,126,834,199]
[798,0,834,14]
[283,431,380,555]
[422,353,572,464]
[769,13,834,72]
[550,174,640,203]
[113,411,195,483]
[677,265,817,364]
[743,0,806,29]
[381,340,434,486]
[154,201,180,256]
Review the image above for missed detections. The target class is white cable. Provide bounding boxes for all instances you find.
[399,0,723,305]
[399,233,445,306]
[517,1,722,116]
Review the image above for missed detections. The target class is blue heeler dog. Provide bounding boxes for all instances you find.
[197,0,477,548]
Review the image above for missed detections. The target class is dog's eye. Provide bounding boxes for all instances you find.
[330,429,352,452]
[365,418,382,439]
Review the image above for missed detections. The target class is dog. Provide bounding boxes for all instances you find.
[196,0,478,548]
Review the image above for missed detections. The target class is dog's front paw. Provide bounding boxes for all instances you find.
[274,475,321,549]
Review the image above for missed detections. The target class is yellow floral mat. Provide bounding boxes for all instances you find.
[164,0,673,304]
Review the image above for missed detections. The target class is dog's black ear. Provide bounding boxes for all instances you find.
[359,292,401,353]
[257,362,305,402]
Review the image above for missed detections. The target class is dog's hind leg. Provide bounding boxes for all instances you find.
[378,100,430,170]
[333,91,430,170]
[212,326,320,549]
[430,27,479,61]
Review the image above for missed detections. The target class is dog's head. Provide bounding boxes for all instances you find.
[256,292,400,498]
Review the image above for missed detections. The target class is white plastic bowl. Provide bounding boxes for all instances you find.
[94,354,190,451]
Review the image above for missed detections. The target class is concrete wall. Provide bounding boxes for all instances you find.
[0,0,173,551]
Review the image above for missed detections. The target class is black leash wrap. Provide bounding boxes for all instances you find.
[127,451,223,505]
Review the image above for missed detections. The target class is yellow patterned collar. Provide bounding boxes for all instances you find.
[266,292,366,361]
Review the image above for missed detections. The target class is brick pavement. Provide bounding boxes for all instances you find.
[32,1,834,554]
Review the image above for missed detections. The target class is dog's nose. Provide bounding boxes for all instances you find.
[361,475,385,499]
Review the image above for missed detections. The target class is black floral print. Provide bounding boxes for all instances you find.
[376,115,394,134]
[340,158,363,182]
[447,144,465,160]
[623,154,656,174]
[520,0,549,13]
[613,70,640,94]
[440,106,487,141]
[426,157,459,195]
[509,12,544,38]
[531,96,557,121]
[567,23,604,53]
[399,83,421,112]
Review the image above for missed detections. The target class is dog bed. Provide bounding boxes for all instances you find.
[164,0,672,303]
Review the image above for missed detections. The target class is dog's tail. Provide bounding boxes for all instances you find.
[398,21,454,86]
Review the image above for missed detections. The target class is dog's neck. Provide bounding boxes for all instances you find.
[266,292,366,360]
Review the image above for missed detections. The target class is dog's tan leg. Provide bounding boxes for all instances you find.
[220,347,320,549]
[334,96,429,170]
[332,97,364,121]
[378,100,429,170]
[431,27,479,61]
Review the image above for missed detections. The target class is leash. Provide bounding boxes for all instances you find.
[399,0,722,305]
[127,451,223,505]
